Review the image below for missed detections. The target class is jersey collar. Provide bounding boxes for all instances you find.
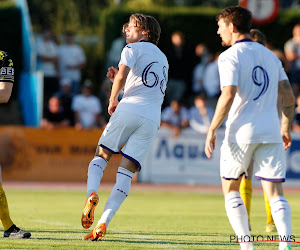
[234,38,253,44]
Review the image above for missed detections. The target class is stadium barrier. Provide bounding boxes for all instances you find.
[0,126,137,183]
[140,128,300,187]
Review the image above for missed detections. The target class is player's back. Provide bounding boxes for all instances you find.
[117,42,169,126]
[219,41,286,143]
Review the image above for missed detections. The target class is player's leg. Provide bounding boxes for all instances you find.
[82,111,128,230]
[83,157,137,241]
[221,142,254,250]
[82,146,113,229]
[0,167,13,231]
[255,143,291,250]
[264,192,276,233]
[239,160,253,230]
[261,181,291,250]
[83,114,158,241]
[0,167,31,239]
[222,178,254,250]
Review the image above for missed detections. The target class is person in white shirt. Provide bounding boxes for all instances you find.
[72,80,103,130]
[81,14,168,241]
[189,95,214,134]
[37,28,59,105]
[205,6,295,250]
[58,32,86,94]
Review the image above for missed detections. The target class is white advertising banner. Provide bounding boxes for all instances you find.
[140,128,300,186]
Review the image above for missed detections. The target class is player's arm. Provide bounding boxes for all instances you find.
[205,85,237,158]
[108,64,130,115]
[0,81,13,103]
[278,79,295,150]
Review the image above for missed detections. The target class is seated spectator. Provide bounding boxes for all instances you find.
[72,80,106,130]
[54,78,74,125]
[292,94,300,132]
[189,95,214,134]
[161,100,189,137]
[41,96,70,129]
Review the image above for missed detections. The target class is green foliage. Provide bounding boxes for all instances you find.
[0,0,15,8]
[27,0,108,35]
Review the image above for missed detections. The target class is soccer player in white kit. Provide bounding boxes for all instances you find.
[205,7,295,250]
[81,13,168,241]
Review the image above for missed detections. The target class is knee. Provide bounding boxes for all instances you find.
[96,146,113,161]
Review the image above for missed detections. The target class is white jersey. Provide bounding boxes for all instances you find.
[218,39,288,143]
[116,41,169,127]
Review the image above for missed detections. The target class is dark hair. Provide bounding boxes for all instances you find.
[216,6,252,34]
[123,13,161,45]
[250,29,266,45]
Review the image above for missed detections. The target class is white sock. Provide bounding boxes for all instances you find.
[86,156,108,198]
[270,196,292,250]
[225,191,253,250]
[98,167,134,227]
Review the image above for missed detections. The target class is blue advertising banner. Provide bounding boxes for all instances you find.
[140,128,300,187]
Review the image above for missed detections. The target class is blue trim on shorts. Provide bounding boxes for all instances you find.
[222,173,245,181]
[99,144,119,154]
[255,176,285,183]
[120,151,141,171]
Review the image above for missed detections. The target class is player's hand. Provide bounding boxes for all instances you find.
[107,67,118,83]
[108,98,119,116]
[281,130,292,150]
[205,129,217,159]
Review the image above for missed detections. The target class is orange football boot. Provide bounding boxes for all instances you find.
[83,223,107,241]
[81,192,99,229]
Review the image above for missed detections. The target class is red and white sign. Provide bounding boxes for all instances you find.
[240,0,280,25]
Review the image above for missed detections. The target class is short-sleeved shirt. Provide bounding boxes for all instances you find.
[0,51,14,83]
[218,40,288,144]
[58,44,86,82]
[116,41,169,127]
[72,94,102,128]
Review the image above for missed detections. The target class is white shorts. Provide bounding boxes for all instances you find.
[98,110,158,171]
[220,142,286,182]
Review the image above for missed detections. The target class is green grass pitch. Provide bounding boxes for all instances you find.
[0,186,299,249]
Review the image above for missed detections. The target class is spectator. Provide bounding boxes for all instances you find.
[192,43,211,96]
[54,78,74,125]
[292,93,300,132]
[58,32,86,95]
[106,32,126,68]
[189,95,214,134]
[72,80,105,130]
[203,52,221,109]
[36,28,59,106]
[161,100,189,137]
[284,24,300,84]
[164,31,193,105]
[41,96,70,129]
